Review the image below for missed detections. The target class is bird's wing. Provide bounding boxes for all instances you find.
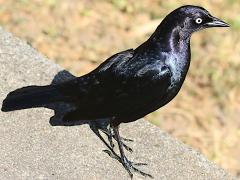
[56,49,136,120]
[93,49,134,73]
[62,63,171,121]
[55,49,135,102]
[58,49,172,121]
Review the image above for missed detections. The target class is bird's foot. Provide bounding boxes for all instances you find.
[122,157,153,179]
[103,150,153,179]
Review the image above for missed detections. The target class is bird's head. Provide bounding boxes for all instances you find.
[145,5,229,51]
[166,5,230,35]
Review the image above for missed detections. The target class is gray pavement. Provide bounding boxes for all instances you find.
[0,27,236,180]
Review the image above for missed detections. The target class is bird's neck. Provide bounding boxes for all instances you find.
[149,24,191,53]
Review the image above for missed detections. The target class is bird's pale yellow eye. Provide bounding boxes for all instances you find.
[195,18,203,24]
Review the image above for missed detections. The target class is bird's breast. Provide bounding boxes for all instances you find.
[165,53,190,92]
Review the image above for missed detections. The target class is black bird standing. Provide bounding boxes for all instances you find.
[1,5,229,178]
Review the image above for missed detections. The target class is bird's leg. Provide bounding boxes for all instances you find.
[112,125,153,179]
[100,123,133,153]
[115,135,133,153]
[90,119,115,149]
[90,119,132,161]
[91,124,121,161]
[91,121,152,178]
[106,124,115,149]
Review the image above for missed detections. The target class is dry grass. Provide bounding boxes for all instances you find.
[0,0,239,177]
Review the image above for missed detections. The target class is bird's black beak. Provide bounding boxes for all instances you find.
[205,16,230,27]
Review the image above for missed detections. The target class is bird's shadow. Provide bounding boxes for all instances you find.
[44,70,111,139]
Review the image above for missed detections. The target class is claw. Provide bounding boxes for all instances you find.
[122,143,133,153]
[103,149,121,161]
[131,162,148,166]
[122,157,153,179]
[132,166,153,178]
[121,137,134,142]
[104,149,153,178]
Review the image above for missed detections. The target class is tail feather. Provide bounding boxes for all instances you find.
[1,85,65,112]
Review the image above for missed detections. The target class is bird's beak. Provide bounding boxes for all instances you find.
[205,16,230,27]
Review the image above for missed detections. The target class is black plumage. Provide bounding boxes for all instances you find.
[1,5,229,178]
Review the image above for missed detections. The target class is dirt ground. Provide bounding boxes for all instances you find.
[0,0,240,177]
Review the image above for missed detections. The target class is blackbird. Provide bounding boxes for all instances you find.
[1,5,229,178]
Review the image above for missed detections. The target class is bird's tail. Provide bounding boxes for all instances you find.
[1,85,65,112]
